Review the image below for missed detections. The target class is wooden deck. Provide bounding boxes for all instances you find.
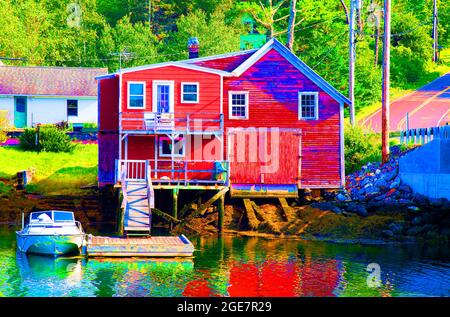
[84,234,195,257]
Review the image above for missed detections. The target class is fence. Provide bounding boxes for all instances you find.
[400,125,450,145]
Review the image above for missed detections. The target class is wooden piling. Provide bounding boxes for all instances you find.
[171,188,179,230]
[117,192,124,236]
[218,193,225,233]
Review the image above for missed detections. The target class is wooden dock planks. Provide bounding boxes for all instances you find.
[85,234,195,257]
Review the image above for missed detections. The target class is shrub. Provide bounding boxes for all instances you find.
[345,123,381,174]
[82,122,98,129]
[0,110,11,143]
[19,125,76,153]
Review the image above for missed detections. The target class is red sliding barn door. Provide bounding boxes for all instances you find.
[227,128,301,185]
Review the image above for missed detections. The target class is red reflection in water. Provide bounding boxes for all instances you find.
[228,259,340,297]
[183,269,214,297]
[182,259,341,297]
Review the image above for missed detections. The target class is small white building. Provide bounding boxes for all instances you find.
[0,66,107,128]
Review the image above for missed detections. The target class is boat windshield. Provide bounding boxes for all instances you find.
[53,211,75,222]
[30,212,53,223]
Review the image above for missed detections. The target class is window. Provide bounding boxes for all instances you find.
[53,211,74,222]
[181,83,199,103]
[229,91,249,119]
[152,81,174,113]
[128,82,145,109]
[159,137,185,157]
[298,92,319,120]
[67,100,78,117]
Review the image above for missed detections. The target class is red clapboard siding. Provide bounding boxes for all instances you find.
[228,129,301,185]
[121,66,221,118]
[223,48,342,188]
[125,135,221,181]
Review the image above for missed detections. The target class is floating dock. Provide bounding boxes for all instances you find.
[84,234,194,257]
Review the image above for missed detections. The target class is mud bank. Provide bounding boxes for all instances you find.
[172,201,450,246]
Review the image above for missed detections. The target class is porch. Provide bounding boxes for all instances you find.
[120,111,224,135]
[115,159,229,187]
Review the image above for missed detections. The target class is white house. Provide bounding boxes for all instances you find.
[0,66,107,128]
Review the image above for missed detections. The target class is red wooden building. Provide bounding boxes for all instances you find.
[96,38,350,233]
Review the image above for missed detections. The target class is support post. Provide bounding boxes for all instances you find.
[381,0,391,163]
[171,188,178,230]
[432,0,439,63]
[218,192,225,234]
[348,0,357,125]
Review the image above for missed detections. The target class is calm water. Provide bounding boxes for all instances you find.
[0,226,448,297]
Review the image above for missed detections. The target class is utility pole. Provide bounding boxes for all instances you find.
[110,50,133,71]
[348,0,357,126]
[148,0,152,27]
[432,0,438,63]
[382,0,391,163]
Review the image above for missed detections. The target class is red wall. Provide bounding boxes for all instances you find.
[121,66,221,116]
[98,76,119,185]
[223,49,342,188]
[98,50,343,189]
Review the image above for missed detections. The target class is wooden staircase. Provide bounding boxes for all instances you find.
[124,181,151,235]
[120,163,155,236]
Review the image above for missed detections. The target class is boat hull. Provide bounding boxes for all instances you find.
[16,234,84,256]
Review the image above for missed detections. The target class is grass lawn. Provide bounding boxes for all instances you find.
[0,144,98,196]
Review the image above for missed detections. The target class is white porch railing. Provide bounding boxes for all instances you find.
[115,159,229,185]
[119,112,224,134]
[116,160,148,182]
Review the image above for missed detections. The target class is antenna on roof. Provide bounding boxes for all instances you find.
[109,49,134,71]
[0,56,28,65]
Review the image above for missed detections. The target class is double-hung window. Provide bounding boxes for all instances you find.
[229,91,249,119]
[181,83,199,103]
[298,92,319,120]
[128,82,145,109]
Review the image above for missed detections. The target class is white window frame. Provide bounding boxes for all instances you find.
[152,80,175,113]
[298,91,319,120]
[127,81,146,109]
[181,82,200,104]
[158,136,186,158]
[228,91,249,120]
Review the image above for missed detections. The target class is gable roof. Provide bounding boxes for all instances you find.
[99,38,350,105]
[230,38,351,105]
[0,66,108,97]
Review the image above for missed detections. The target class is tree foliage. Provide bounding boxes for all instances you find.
[0,0,448,113]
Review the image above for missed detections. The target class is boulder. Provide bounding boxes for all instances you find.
[411,216,423,226]
[336,193,350,202]
[407,206,421,213]
[407,226,424,236]
[310,202,342,214]
[388,222,404,234]
[345,203,369,217]
[389,176,401,189]
[381,230,394,238]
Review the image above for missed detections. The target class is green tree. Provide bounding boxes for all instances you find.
[163,7,244,59]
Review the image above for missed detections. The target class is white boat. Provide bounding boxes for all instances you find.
[16,211,85,256]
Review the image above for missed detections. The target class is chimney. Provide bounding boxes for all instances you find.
[188,37,199,59]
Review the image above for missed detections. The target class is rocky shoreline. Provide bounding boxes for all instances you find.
[308,145,450,244]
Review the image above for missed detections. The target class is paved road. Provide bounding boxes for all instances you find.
[362,73,450,132]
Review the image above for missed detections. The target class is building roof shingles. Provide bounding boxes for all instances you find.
[0,66,108,97]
